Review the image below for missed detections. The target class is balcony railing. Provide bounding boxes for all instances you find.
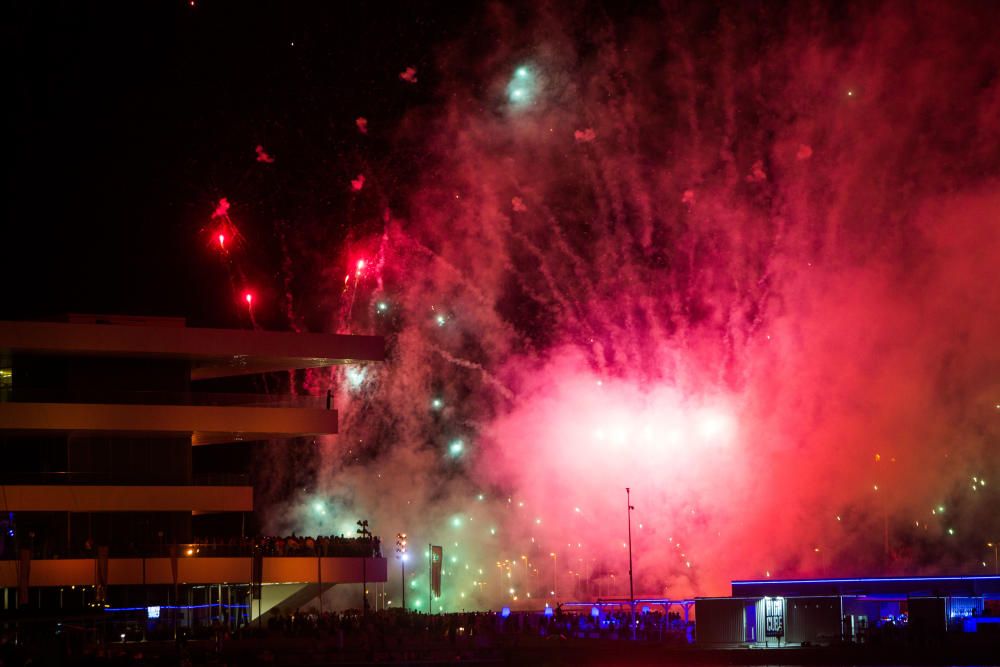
[0,471,250,485]
[0,389,328,409]
[0,536,383,560]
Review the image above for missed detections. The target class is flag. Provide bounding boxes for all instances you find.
[430,545,443,598]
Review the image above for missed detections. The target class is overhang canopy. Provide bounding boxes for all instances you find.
[0,320,384,379]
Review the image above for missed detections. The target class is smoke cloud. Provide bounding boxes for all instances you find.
[267,2,1000,608]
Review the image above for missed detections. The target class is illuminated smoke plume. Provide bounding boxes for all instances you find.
[351,174,366,191]
[268,2,1000,610]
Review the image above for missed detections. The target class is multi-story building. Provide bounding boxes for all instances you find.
[0,315,387,632]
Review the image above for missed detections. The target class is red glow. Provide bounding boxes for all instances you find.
[244,292,254,306]
[357,259,366,270]
[217,233,226,249]
[212,198,230,219]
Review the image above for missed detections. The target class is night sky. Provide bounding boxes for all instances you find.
[6,1,1000,606]
[5,1,477,325]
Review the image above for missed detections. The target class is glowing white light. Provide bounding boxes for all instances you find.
[346,366,367,389]
[696,409,734,441]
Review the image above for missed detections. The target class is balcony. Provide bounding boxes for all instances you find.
[0,472,249,485]
[0,537,387,588]
[0,557,388,587]
[0,319,384,380]
[0,482,252,512]
[1,388,328,409]
[0,397,338,442]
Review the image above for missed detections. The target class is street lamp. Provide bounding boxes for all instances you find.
[988,542,999,575]
[550,553,557,598]
[357,520,372,616]
[626,488,636,640]
[395,533,408,608]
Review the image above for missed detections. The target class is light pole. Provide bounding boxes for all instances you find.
[550,553,557,598]
[626,487,636,640]
[357,520,371,616]
[988,542,999,575]
[395,533,408,608]
[521,555,528,594]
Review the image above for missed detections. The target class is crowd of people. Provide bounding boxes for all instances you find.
[255,533,381,558]
[250,605,692,646]
[1,606,694,665]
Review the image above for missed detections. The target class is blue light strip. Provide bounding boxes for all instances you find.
[103,603,249,613]
[733,575,1000,585]
[560,598,694,607]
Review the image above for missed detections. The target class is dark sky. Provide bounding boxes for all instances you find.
[4,1,477,326]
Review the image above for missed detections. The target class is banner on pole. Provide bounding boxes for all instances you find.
[430,545,443,597]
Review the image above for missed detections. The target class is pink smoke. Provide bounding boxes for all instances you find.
[255,144,275,163]
[211,197,230,219]
[399,66,418,84]
[274,2,1000,611]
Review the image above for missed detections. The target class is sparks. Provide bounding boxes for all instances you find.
[507,64,537,107]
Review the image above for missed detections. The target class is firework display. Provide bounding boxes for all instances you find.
[9,2,1000,613]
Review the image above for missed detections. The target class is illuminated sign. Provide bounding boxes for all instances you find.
[147,606,160,619]
[764,598,784,637]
